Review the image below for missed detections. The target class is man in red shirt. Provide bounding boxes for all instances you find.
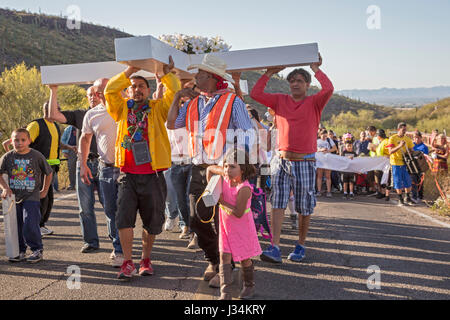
[250,54,334,263]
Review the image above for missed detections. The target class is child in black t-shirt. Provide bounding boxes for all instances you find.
[341,142,357,200]
[0,129,53,263]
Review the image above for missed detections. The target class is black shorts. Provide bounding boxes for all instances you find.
[116,172,167,235]
[341,172,356,183]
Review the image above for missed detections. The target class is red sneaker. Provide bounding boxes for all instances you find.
[117,260,137,279]
[139,258,153,276]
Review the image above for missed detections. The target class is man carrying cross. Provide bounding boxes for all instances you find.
[105,56,181,279]
[167,54,253,285]
[250,54,334,263]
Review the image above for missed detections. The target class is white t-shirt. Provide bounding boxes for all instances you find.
[317,138,335,152]
[167,127,191,164]
[82,104,117,164]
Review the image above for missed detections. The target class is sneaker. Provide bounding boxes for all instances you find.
[398,198,405,206]
[349,193,355,200]
[80,244,99,253]
[385,196,390,201]
[111,253,125,268]
[405,197,415,206]
[164,217,177,231]
[27,250,43,263]
[179,227,190,239]
[187,234,199,250]
[8,252,26,262]
[326,192,332,198]
[117,260,137,279]
[376,192,385,199]
[260,245,282,263]
[367,191,378,197]
[342,194,348,200]
[40,226,53,236]
[139,258,154,276]
[316,191,322,197]
[287,244,306,262]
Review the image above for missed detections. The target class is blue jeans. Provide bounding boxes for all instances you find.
[98,164,122,254]
[76,159,104,248]
[16,201,43,253]
[164,164,192,229]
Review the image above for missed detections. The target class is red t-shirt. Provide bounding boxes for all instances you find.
[250,70,334,154]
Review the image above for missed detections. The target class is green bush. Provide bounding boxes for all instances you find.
[0,63,87,157]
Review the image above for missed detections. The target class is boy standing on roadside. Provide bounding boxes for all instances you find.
[0,129,53,263]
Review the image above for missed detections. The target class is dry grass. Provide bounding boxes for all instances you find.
[423,169,450,217]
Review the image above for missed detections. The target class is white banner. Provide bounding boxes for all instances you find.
[316,153,391,185]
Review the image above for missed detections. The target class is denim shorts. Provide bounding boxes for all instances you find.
[116,172,167,235]
[271,156,316,216]
[392,165,412,190]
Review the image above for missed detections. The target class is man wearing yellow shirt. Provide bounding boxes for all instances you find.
[105,56,181,280]
[387,122,415,206]
[26,102,76,235]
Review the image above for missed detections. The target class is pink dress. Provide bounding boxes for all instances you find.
[219,178,262,262]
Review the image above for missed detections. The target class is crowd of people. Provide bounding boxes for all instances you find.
[313,124,448,206]
[0,52,448,301]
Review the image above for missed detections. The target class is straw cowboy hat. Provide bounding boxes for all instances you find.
[187,54,235,84]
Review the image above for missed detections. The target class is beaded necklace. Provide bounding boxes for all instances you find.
[121,99,151,151]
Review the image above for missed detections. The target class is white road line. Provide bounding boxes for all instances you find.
[390,200,450,228]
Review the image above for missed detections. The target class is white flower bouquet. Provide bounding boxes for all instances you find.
[158,34,231,54]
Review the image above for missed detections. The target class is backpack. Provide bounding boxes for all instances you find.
[250,184,273,244]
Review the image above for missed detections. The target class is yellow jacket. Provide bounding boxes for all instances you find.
[105,72,181,169]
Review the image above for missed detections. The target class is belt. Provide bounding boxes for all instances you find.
[279,151,316,162]
[172,160,191,166]
[196,163,211,169]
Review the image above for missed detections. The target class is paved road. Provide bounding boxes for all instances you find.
[1,190,449,300]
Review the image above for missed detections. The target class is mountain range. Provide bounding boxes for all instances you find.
[337,86,450,107]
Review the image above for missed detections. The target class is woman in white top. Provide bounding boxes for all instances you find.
[316,129,337,197]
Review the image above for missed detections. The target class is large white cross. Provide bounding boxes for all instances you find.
[41,34,318,87]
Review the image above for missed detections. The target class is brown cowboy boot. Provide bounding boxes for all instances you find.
[239,263,255,299]
[219,264,233,300]
[203,263,218,281]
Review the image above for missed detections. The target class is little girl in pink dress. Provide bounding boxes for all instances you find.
[207,149,262,300]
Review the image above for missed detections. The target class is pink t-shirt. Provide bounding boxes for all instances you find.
[250,70,334,154]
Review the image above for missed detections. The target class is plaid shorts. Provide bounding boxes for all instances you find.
[271,156,317,216]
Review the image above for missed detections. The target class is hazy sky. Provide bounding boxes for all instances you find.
[2,0,450,90]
